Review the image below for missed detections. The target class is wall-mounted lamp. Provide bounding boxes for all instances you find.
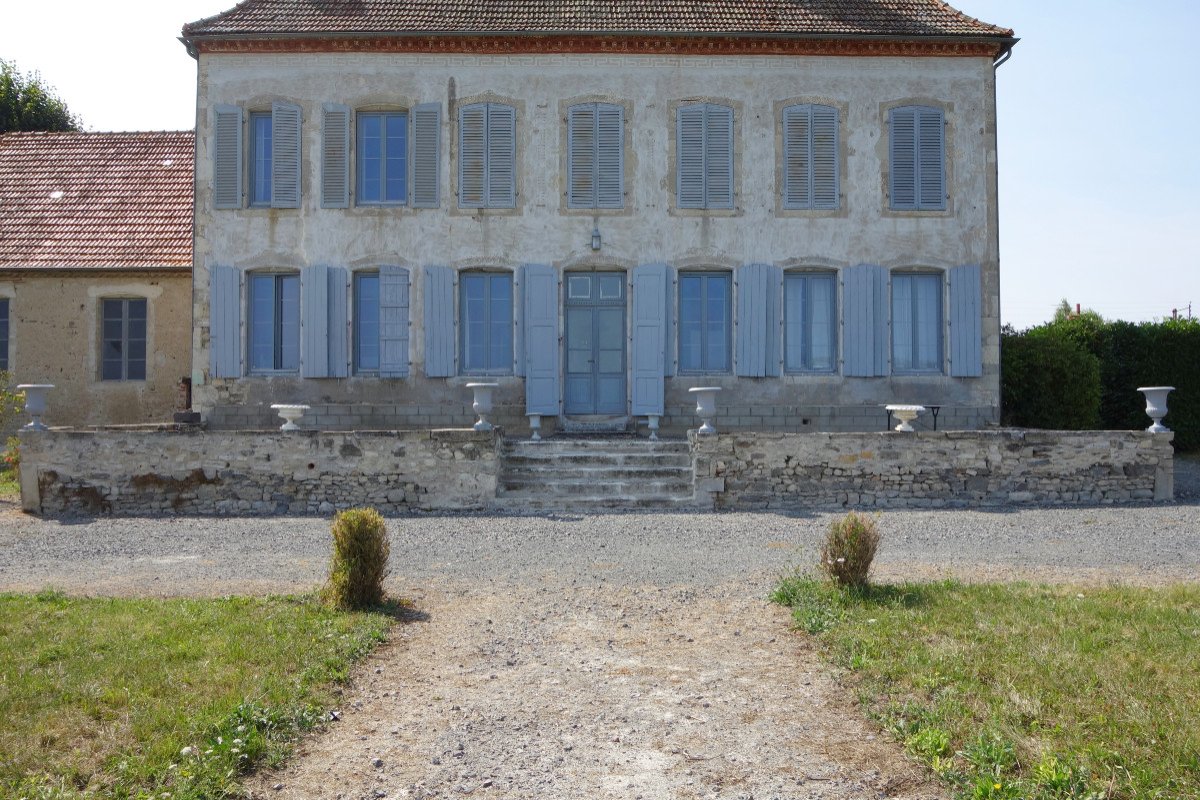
[591,227,602,251]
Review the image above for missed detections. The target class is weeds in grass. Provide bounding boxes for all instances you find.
[819,512,881,588]
[322,507,390,610]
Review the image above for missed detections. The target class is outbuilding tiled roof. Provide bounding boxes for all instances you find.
[183,0,1012,39]
[0,131,193,270]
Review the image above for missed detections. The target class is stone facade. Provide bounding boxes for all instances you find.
[692,430,1175,510]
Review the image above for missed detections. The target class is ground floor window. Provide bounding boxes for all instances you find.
[678,272,731,373]
[0,298,8,372]
[785,272,837,372]
[248,273,300,372]
[354,272,380,373]
[459,272,513,374]
[892,271,943,373]
[101,298,147,381]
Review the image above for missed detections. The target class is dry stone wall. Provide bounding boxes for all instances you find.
[692,429,1175,510]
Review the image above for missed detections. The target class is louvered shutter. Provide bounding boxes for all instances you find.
[889,107,918,211]
[917,107,946,210]
[949,264,982,377]
[811,105,839,210]
[300,265,329,378]
[596,104,623,208]
[487,103,516,208]
[735,264,780,377]
[423,265,455,377]
[379,266,410,378]
[327,266,349,378]
[705,104,734,209]
[782,105,812,209]
[677,105,706,208]
[523,264,559,416]
[664,266,677,376]
[513,266,525,377]
[843,264,889,377]
[567,104,596,208]
[271,101,302,208]
[631,264,667,416]
[410,103,441,208]
[209,265,242,378]
[321,103,350,209]
[212,105,243,209]
[459,104,486,208]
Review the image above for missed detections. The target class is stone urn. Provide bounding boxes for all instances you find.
[886,404,926,432]
[527,413,543,441]
[688,387,723,436]
[270,403,310,431]
[16,384,54,431]
[1136,386,1175,433]
[466,382,499,431]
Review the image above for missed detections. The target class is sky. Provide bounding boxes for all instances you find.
[2,0,1197,330]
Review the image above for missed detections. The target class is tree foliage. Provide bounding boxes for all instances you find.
[0,59,82,133]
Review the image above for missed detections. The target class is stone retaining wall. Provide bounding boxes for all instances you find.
[691,429,1174,510]
[19,426,499,516]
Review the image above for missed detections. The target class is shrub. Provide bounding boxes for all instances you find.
[321,508,390,610]
[819,511,881,588]
[1001,330,1101,430]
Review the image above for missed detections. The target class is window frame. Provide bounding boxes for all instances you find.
[0,298,9,373]
[891,270,945,374]
[677,271,732,374]
[353,271,381,374]
[356,110,409,207]
[458,271,514,376]
[249,111,273,207]
[100,297,148,382]
[784,271,839,374]
[247,272,301,374]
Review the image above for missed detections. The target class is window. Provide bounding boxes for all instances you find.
[782,104,839,210]
[248,273,300,372]
[567,102,623,209]
[101,298,147,381]
[785,273,837,372]
[459,103,515,209]
[677,103,734,209]
[678,272,731,372]
[249,112,273,206]
[357,112,407,205]
[459,272,513,374]
[354,272,380,372]
[892,272,943,373]
[0,298,8,372]
[889,105,945,211]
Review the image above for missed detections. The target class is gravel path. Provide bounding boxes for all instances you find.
[2,458,1198,799]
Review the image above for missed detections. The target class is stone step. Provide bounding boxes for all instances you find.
[503,437,689,451]
[498,476,693,495]
[501,465,692,481]
[502,452,692,469]
[494,494,702,511]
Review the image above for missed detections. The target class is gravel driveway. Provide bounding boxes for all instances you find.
[2,458,1198,799]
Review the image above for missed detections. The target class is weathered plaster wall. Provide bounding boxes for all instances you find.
[1,271,191,427]
[692,430,1175,510]
[192,52,1001,431]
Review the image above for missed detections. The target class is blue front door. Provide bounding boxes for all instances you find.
[564,272,626,415]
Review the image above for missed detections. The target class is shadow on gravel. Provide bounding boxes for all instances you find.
[377,600,431,624]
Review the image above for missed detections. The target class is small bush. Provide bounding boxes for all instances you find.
[1001,331,1101,430]
[819,511,881,588]
[321,508,390,610]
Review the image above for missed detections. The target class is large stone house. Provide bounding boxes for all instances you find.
[0,131,194,426]
[181,0,1014,435]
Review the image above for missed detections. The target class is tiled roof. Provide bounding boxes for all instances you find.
[0,131,193,270]
[183,0,1013,39]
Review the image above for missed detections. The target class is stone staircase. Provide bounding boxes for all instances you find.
[496,435,698,510]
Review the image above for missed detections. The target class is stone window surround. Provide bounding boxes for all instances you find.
[557,95,636,217]
[773,96,850,218]
[87,282,163,387]
[667,97,744,217]
[450,93,525,216]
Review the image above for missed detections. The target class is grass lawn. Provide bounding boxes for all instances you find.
[772,576,1200,800]
[0,591,394,799]
[0,465,18,501]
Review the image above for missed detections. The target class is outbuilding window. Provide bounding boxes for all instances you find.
[101,298,147,381]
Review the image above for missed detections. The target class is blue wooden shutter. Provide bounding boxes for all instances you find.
[664,267,677,376]
[677,105,706,208]
[321,103,350,209]
[379,265,410,378]
[487,103,516,208]
[596,103,624,209]
[209,265,242,378]
[423,265,455,377]
[631,264,667,416]
[410,102,441,208]
[327,266,349,378]
[300,265,329,378]
[458,103,486,208]
[949,264,982,377]
[735,263,780,377]
[811,105,839,210]
[271,101,302,209]
[212,105,243,209]
[917,107,946,210]
[523,264,560,416]
[567,103,596,208]
[889,107,918,211]
[843,264,888,377]
[705,104,734,209]
[782,105,811,209]
[513,266,525,377]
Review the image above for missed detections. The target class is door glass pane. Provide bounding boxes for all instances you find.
[599,274,622,300]
[568,275,592,300]
[566,308,592,373]
[597,308,623,373]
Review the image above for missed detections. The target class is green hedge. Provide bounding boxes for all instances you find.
[1001,330,1101,430]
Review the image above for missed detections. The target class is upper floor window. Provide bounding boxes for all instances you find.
[0,298,8,372]
[459,272,513,374]
[892,271,943,373]
[678,272,731,373]
[321,104,440,209]
[101,298,147,381]
[785,272,837,373]
[248,273,300,372]
[459,103,515,209]
[249,112,273,206]
[212,102,301,210]
[782,104,839,210]
[889,105,945,211]
[357,112,407,205]
[677,103,734,210]
[354,271,380,373]
[567,102,624,209]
